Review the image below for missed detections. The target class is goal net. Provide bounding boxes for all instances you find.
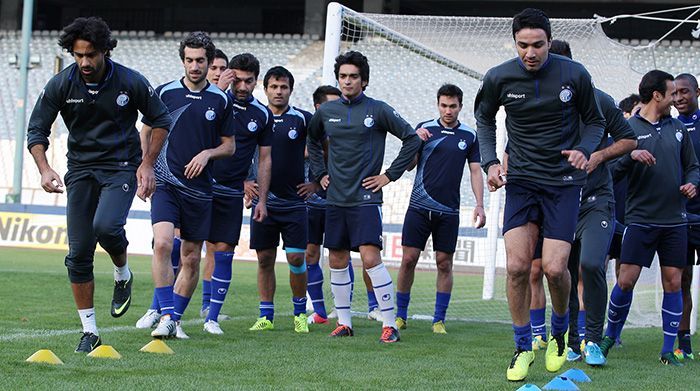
[321,2,667,327]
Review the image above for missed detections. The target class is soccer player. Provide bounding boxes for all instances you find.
[673,73,700,361]
[245,66,312,333]
[547,40,637,366]
[26,17,171,352]
[475,8,605,381]
[602,70,699,366]
[619,94,643,119]
[147,32,235,339]
[203,53,272,334]
[395,84,486,334]
[307,51,421,343]
[206,49,228,86]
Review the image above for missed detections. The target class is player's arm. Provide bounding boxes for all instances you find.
[140,124,152,160]
[253,145,271,222]
[405,126,430,171]
[680,124,700,199]
[475,71,506,190]
[307,110,328,188]
[586,92,637,173]
[183,135,235,179]
[566,68,605,169]
[469,162,486,228]
[363,104,421,192]
[27,78,63,193]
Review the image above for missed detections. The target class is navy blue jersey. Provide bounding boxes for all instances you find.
[251,106,311,210]
[145,79,234,199]
[678,109,700,214]
[211,93,273,193]
[410,119,480,214]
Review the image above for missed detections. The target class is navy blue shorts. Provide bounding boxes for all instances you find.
[607,220,626,260]
[151,185,211,242]
[401,207,459,253]
[687,224,700,266]
[620,224,687,268]
[208,193,243,246]
[503,180,582,243]
[250,208,308,250]
[325,205,383,251]
[308,207,325,245]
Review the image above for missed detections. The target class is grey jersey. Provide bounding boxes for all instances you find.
[307,93,421,207]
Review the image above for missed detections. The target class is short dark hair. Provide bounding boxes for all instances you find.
[638,69,674,104]
[229,53,260,78]
[58,17,117,57]
[214,49,229,66]
[334,51,370,90]
[549,39,572,59]
[437,84,463,105]
[676,73,699,90]
[512,8,551,41]
[263,66,295,91]
[313,85,342,106]
[618,94,641,113]
[179,31,215,63]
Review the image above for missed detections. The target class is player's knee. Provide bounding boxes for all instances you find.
[257,252,276,269]
[617,275,636,292]
[153,237,174,258]
[507,259,531,280]
[435,256,453,275]
[65,257,94,283]
[401,253,419,270]
[543,264,568,284]
[93,219,125,249]
[288,259,307,275]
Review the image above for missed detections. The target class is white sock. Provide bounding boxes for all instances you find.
[114,262,131,282]
[366,262,397,329]
[78,308,98,335]
[330,266,353,328]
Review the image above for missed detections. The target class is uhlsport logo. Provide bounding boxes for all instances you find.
[205,109,216,121]
[122,183,130,192]
[458,139,467,150]
[218,288,227,295]
[248,121,258,132]
[559,86,573,103]
[381,293,391,302]
[364,116,375,128]
[601,220,608,229]
[116,93,129,107]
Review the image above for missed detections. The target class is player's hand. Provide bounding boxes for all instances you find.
[561,149,588,170]
[253,201,267,222]
[184,150,211,179]
[680,183,697,199]
[40,168,64,194]
[487,164,506,192]
[362,174,390,193]
[473,206,486,228]
[630,149,656,166]
[296,182,321,200]
[136,162,155,201]
[320,175,330,190]
[217,69,235,90]
[244,180,259,200]
[415,127,432,141]
[586,151,604,174]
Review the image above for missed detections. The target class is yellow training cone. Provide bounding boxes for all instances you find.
[87,345,122,359]
[26,349,64,365]
[139,339,174,354]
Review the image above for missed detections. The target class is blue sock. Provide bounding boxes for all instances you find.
[396,291,410,320]
[530,307,547,338]
[155,286,174,317]
[367,290,378,311]
[605,283,633,340]
[293,297,307,316]
[207,251,233,322]
[661,290,683,354]
[149,289,159,311]
[202,280,212,311]
[348,259,355,302]
[171,237,181,272]
[433,291,451,323]
[514,324,533,351]
[172,293,191,322]
[551,310,569,336]
[260,301,274,321]
[306,262,327,318]
[577,310,586,339]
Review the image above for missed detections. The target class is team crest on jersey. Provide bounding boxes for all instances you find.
[559,86,573,103]
[364,116,375,128]
[116,93,129,107]
[676,130,684,142]
[248,121,258,132]
[288,129,298,139]
[458,139,467,150]
[205,109,216,121]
